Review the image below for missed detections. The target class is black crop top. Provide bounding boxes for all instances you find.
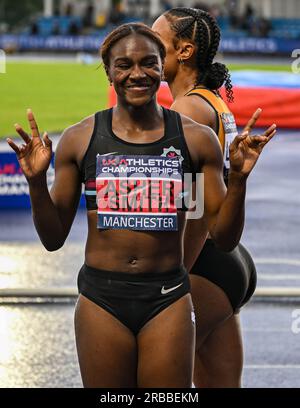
[79,107,196,232]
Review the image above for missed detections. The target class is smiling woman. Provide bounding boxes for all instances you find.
[101,23,166,109]
[6,22,275,388]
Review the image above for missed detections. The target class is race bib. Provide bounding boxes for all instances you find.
[220,112,238,180]
[96,155,183,231]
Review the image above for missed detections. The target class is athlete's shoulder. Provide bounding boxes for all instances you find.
[55,114,96,164]
[179,113,217,143]
[179,113,223,168]
[170,94,216,128]
[61,114,95,142]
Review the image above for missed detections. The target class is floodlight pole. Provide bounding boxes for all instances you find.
[150,0,160,17]
[262,0,271,18]
[44,0,54,17]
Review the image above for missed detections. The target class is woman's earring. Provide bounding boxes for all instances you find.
[178,58,184,65]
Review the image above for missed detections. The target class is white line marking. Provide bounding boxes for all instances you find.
[259,274,300,280]
[254,287,300,296]
[245,365,300,369]
[255,259,300,267]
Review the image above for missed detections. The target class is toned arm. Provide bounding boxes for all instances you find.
[33,117,94,250]
[8,111,94,251]
[182,116,245,251]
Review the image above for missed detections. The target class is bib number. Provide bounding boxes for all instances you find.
[221,112,238,181]
[96,154,183,231]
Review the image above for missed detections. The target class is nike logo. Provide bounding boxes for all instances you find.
[161,282,183,295]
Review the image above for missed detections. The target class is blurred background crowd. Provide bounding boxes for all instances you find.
[0,0,299,48]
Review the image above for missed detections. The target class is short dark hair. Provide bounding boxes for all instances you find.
[101,23,166,69]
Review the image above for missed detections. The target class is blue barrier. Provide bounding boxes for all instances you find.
[0,152,53,209]
[0,151,85,209]
[0,34,104,52]
[220,37,300,54]
[0,34,299,54]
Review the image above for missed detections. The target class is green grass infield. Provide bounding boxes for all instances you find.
[0,61,292,138]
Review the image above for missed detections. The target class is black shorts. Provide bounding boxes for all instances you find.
[190,240,257,312]
[77,264,191,335]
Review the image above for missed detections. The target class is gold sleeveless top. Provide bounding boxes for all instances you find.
[186,88,238,182]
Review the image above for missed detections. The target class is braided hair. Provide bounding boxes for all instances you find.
[164,7,233,102]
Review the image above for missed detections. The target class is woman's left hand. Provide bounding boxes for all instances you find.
[229,108,276,178]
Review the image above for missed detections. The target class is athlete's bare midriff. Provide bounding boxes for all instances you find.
[84,210,186,274]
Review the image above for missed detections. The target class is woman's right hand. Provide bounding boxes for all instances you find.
[7,109,52,182]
